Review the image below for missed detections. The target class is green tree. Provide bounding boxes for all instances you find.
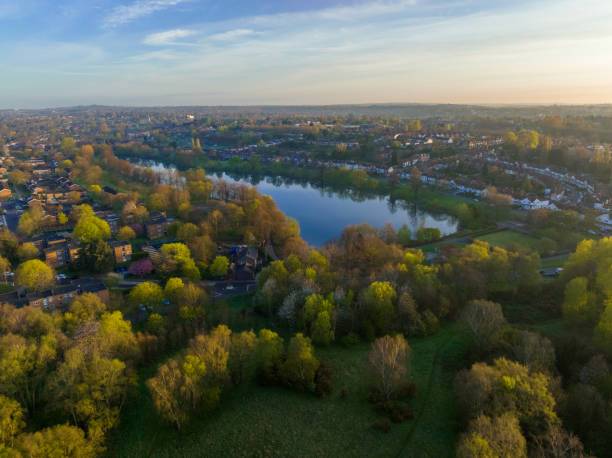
[57,212,68,226]
[454,358,558,436]
[0,395,25,447]
[64,293,107,331]
[562,277,596,325]
[16,260,54,293]
[17,243,39,262]
[48,347,133,437]
[60,137,77,154]
[229,330,258,384]
[457,413,526,458]
[117,226,136,242]
[164,277,184,305]
[73,215,111,243]
[256,329,284,381]
[311,311,334,346]
[16,424,97,458]
[280,333,319,392]
[594,300,612,357]
[363,281,397,336]
[397,224,412,246]
[129,282,163,312]
[209,256,229,278]
[75,240,114,273]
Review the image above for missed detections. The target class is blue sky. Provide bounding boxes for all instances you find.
[1,0,612,108]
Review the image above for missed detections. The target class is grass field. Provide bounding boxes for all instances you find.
[108,325,466,458]
[476,230,540,251]
[540,254,569,269]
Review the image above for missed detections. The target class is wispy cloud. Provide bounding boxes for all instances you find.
[103,0,189,28]
[209,28,256,41]
[143,28,197,45]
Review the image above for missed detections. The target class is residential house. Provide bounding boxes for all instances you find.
[0,278,109,310]
[231,246,259,281]
[146,211,169,239]
[44,241,80,268]
[30,233,68,252]
[95,211,120,233]
[109,240,132,263]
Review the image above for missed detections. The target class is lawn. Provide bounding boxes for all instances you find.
[540,254,569,269]
[476,230,539,251]
[108,325,466,458]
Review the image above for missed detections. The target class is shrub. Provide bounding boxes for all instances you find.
[371,418,392,433]
[314,364,333,398]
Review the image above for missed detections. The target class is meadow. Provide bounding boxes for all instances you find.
[109,324,466,457]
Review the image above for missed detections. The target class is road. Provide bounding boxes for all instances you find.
[210,280,257,300]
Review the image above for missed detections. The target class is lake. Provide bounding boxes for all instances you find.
[143,161,459,246]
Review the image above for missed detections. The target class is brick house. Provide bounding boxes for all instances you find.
[146,211,169,239]
[109,240,132,263]
[44,242,80,268]
[0,278,109,310]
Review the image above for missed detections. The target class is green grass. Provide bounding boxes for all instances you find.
[476,230,539,250]
[108,325,466,458]
[0,283,14,293]
[540,255,569,269]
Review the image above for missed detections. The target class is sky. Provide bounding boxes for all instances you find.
[1,0,612,108]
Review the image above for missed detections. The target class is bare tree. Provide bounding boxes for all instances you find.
[368,334,411,400]
[460,300,506,345]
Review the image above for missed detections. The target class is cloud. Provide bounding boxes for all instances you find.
[103,0,189,28]
[209,29,256,41]
[143,28,197,45]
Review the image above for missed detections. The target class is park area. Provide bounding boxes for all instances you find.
[110,322,466,457]
[475,229,540,251]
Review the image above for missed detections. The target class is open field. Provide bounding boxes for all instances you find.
[540,254,569,269]
[109,325,466,458]
[476,230,539,250]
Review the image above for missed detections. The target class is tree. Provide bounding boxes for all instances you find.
[148,358,192,430]
[16,260,54,293]
[229,330,258,384]
[73,215,111,243]
[302,294,335,345]
[280,333,319,392]
[48,347,133,437]
[460,300,506,346]
[562,277,595,325]
[457,414,526,458]
[0,395,25,447]
[164,277,184,305]
[311,311,334,346]
[74,240,114,273]
[454,358,558,436]
[256,329,284,381]
[209,256,229,278]
[16,424,97,458]
[397,224,412,246]
[363,281,397,336]
[57,212,68,226]
[128,258,153,277]
[594,301,612,357]
[368,334,411,400]
[60,137,77,154]
[117,226,136,242]
[129,282,163,312]
[17,212,37,237]
[0,256,10,284]
[416,227,441,242]
[67,293,107,326]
